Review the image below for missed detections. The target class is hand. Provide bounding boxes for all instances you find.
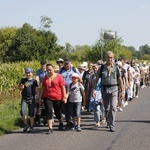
[92,89,96,98]
[62,97,67,104]
[19,84,24,90]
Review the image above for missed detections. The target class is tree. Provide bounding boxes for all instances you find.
[0,27,17,62]
[40,15,53,31]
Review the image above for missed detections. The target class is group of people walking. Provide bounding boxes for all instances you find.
[18,51,150,134]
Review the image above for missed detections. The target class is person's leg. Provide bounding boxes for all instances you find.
[43,98,53,134]
[76,102,82,131]
[94,104,100,126]
[28,100,35,128]
[102,92,110,127]
[65,98,71,125]
[69,102,76,130]
[109,91,118,132]
[53,100,64,130]
[20,99,30,132]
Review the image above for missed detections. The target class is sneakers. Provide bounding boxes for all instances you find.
[135,95,138,98]
[110,127,115,132]
[23,124,30,132]
[71,125,77,130]
[71,125,81,131]
[76,126,82,132]
[58,123,63,130]
[46,128,53,135]
[28,127,34,133]
[118,107,123,112]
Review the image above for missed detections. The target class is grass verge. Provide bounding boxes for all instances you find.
[0,99,22,135]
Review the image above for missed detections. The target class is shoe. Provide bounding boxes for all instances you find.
[110,127,115,132]
[46,129,53,135]
[118,107,123,112]
[106,124,109,128]
[76,126,82,132]
[71,125,77,130]
[135,95,138,98]
[125,101,128,106]
[95,122,100,127]
[58,123,63,130]
[23,124,30,132]
[28,127,34,133]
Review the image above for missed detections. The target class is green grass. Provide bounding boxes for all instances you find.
[0,99,22,135]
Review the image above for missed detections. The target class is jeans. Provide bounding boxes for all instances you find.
[69,102,82,117]
[20,99,35,117]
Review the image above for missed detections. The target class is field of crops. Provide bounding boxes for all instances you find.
[0,60,81,102]
[0,60,44,102]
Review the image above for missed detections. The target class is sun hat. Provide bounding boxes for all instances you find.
[78,64,85,70]
[72,73,80,78]
[56,58,64,63]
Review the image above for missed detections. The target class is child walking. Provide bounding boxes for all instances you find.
[19,68,39,132]
[67,73,85,132]
[88,64,105,127]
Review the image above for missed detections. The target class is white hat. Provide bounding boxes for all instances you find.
[72,73,80,78]
[82,62,88,67]
[56,58,64,63]
[117,61,122,67]
[78,64,85,70]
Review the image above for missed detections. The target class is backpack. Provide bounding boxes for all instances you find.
[60,66,77,74]
[69,82,85,105]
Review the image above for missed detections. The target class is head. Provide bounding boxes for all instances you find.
[88,62,93,71]
[92,64,99,73]
[63,58,72,70]
[143,62,146,66]
[54,65,59,73]
[105,51,114,65]
[116,61,122,68]
[97,60,103,66]
[25,68,33,79]
[71,73,80,83]
[56,58,64,67]
[40,60,47,70]
[78,64,85,73]
[46,64,55,76]
[119,56,126,65]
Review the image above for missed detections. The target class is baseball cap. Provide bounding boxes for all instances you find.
[64,58,71,63]
[40,60,47,65]
[72,73,80,78]
[25,68,33,73]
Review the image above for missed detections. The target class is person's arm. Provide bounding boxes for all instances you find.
[18,79,24,91]
[118,76,124,99]
[124,72,129,88]
[92,76,99,98]
[61,85,67,103]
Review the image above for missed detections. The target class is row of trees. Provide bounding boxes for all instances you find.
[0,16,150,63]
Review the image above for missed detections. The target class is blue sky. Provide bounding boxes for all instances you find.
[0,0,150,50]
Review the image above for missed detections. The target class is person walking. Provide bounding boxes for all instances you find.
[67,73,85,132]
[19,68,39,133]
[39,64,67,135]
[88,64,105,127]
[58,58,81,129]
[92,51,124,132]
[35,60,47,86]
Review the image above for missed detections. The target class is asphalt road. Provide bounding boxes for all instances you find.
[0,87,150,150]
